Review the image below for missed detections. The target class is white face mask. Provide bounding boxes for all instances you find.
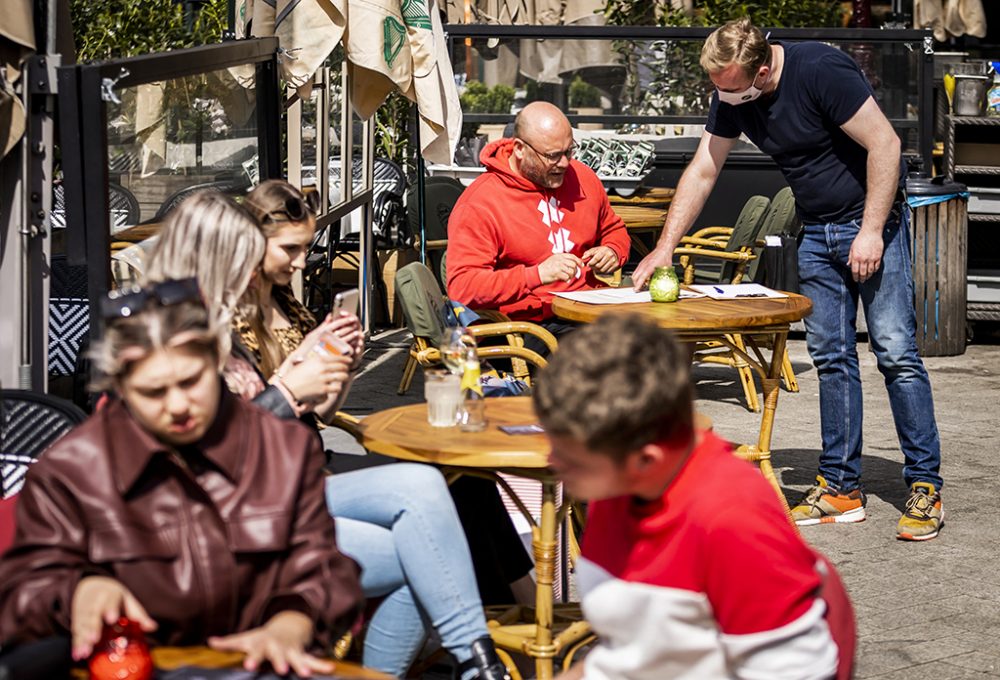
[717,69,768,106]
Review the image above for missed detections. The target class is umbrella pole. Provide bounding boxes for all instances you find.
[414,106,426,265]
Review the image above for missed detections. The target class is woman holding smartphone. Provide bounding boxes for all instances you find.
[145,189,510,680]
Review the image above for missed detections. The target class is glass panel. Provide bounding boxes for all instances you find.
[451,36,924,156]
[106,65,260,235]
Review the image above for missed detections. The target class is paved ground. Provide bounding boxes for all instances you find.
[338,326,1000,678]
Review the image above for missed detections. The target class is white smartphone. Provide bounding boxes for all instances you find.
[332,288,359,317]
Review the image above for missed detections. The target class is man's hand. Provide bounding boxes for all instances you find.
[847,229,884,282]
[538,253,585,285]
[582,246,619,275]
[71,576,158,661]
[208,611,334,678]
[631,246,674,291]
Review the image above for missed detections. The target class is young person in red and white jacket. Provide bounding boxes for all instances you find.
[533,314,856,680]
[445,102,630,336]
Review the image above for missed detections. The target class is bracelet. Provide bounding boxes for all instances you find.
[270,373,300,405]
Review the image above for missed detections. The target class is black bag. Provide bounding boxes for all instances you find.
[755,235,800,294]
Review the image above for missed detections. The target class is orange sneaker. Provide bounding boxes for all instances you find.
[896,482,943,541]
[790,475,867,526]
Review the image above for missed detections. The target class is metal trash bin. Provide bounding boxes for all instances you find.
[906,175,970,356]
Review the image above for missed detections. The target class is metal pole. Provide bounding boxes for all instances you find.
[414,106,426,265]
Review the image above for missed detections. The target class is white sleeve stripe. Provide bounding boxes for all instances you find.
[719,599,839,680]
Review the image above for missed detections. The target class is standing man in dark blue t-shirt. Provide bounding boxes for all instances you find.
[633,17,943,541]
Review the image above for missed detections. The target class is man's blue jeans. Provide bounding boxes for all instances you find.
[798,205,943,493]
[326,463,490,677]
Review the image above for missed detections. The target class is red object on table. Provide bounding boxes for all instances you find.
[89,618,154,680]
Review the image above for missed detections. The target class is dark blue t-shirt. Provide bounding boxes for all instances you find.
[705,41,904,225]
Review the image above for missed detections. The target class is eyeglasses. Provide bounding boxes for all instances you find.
[100,278,203,321]
[517,138,577,164]
[260,192,322,224]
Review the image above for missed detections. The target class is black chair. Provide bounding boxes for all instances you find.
[407,175,464,289]
[1,390,87,499]
[51,181,141,232]
[304,158,408,318]
[153,176,251,221]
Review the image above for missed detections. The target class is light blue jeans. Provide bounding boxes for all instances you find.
[798,205,943,493]
[325,463,489,676]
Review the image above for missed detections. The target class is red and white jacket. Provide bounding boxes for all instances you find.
[577,432,854,679]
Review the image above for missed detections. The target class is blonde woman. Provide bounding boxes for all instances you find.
[145,191,347,420]
[146,190,511,680]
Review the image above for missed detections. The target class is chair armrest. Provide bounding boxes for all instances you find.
[474,309,511,323]
[684,226,733,241]
[673,247,756,263]
[326,411,363,439]
[413,342,548,370]
[469,321,559,355]
[477,345,549,370]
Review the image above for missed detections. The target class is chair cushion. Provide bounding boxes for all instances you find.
[394,262,449,340]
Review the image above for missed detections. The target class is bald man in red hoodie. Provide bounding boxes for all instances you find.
[446,102,630,344]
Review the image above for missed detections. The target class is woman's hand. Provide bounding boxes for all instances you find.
[326,312,365,371]
[71,576,158,661]
[274,351,352,405]
[208,610,334,678]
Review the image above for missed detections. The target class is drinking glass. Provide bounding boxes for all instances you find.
[424,369,462,427]
[439,326,471,375]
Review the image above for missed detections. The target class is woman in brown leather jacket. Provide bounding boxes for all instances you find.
[0,282,363,677]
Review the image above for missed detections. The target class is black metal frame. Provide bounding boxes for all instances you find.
[57,38,282,335]
[444,24,935,167]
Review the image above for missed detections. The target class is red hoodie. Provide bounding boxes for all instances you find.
[445,138,631,321]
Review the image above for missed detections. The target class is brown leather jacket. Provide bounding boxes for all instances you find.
[0,389,362,649]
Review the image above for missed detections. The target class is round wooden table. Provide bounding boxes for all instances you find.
[360,397,589,680]
[552,293,812,518]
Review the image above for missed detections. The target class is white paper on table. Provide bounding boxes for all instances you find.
[553,287,705,305]
[688,283,788,300]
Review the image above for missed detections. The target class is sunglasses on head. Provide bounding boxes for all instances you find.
[261,191,322,224]
[100,278,203,321]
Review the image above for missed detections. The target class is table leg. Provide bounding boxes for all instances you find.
[756,331,794,523]
[529,481,557,680]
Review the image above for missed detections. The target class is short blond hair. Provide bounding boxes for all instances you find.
[700,17,770,78]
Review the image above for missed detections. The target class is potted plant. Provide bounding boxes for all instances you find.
[568,75,604,130]
[460,81,515,142]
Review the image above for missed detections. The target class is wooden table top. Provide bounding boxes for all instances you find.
[607,187,675,207]
[360,397,713,471]
[614,204,668,229]
[78,646,392,679]
[360,397,550,469]
[113,221,162,243]
[552,292,812,333]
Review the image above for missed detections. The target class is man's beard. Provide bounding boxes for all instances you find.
[521,155,565,189]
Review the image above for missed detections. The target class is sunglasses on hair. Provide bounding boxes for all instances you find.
[262,191,322,224]
[100,278,203,321]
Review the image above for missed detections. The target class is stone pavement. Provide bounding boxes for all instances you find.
[339,329,1000,678]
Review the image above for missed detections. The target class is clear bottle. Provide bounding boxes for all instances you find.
[459,345,487,432]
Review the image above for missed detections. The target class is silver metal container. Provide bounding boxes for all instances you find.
[954,75,991,116]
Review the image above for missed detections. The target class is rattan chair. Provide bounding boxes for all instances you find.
[674,194,771,285]
[686,188,800,411]
[394,262,557,395]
